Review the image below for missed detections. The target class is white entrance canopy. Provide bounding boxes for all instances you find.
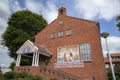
[15,40,52,66]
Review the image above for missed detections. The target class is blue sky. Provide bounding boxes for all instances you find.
[0,0,120,67]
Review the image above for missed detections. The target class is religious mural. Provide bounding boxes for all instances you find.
[55,45,84,68]
[57,45,80,63]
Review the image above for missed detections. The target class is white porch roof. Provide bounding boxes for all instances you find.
[16,40,52,57]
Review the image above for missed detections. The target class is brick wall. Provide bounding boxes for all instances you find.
[35,7,107,80]
[14,66,40,76]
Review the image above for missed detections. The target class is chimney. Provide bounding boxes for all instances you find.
[58,7,66,16]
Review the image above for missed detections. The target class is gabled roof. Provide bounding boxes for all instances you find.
[66,15,98,24]
[110,53,120,57]
[104,57,120,63]
[16,40,38,54]
[16,40,52,57]
[34,43,52,56]
[35,7,99,38]
[104,53,120,63]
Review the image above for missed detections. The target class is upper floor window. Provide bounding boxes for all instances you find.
[66,29,72,36]
[58,31,63,37]
[80,43,92,61]
[51,33,56,39]
[111,56,120,60]
[59,20,64,24]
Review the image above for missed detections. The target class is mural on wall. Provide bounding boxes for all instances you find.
[57,45,80,63]
[55,45,84,68]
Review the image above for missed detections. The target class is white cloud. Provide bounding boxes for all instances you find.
[0,43,14,67]
[41,1,58,24]
[101,36,120,56]
[25,0,57,23]
[0,0,10,19]
[74,0,120,20]
[12,1,22,12]
[0,18,8,35]
[25,0,41,14]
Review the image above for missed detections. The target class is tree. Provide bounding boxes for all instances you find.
[9,62,16,71]
[116,15,120,30]
[2,10,47,59]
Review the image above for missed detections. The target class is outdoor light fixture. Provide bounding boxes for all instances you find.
[100,32,116,80]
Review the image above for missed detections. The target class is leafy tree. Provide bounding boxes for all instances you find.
[116,15,120,30]
[2,10,47,59]
[9,61,16,71]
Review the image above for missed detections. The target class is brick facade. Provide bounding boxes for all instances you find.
[34,7,107,80]
[14,66,40,76]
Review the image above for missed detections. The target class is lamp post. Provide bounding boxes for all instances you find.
[100,32,116,80]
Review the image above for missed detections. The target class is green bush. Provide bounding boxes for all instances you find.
[2,71,46,80]
[107,71,120,80]
[20,58,31,66]
[3,71,17,80]
[17,71,29,78]
[0,77,5,80]
[9,62,16,71]
[23,75,43,80]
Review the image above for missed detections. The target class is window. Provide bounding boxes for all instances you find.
[105,64,109,68]
[60,10,63,14]
[58,31,63,37]
[66,29,72,36]
[59,20,64,24]
[51,33,56,39]
[80,43,92,61]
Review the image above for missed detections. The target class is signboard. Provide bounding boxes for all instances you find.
[55,45,84,68]
[55,62,84,68]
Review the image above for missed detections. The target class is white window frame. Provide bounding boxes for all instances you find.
[51,33,56,39]
[66,29,72,36]
[58,31,63,37]
[80,43,92,61]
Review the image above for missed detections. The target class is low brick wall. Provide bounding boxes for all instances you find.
[14,66,40,76]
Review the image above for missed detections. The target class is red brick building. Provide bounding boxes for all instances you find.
[104,53,120,71]
[14,7,107,80]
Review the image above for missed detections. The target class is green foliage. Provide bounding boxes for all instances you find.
[9,61,16,71]
[1,71,45,80]
[20,58,31,66]
[17,71,29,79]
[2,10,48,59]
[107,71,120,80]
[0,77,5,80]
[3,71,17,80]
[116,15,120,30]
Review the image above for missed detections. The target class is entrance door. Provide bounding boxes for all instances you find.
[39,61,46,68]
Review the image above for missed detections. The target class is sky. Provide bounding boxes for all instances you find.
[0,0,120,67]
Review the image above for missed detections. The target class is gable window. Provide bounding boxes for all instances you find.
[58,31,63,37]
[59,20,64,24]
[51,33,56,39]
[80,43,92,61]
[66,29,72,36]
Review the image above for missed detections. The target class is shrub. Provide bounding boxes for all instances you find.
[3,71,17,80]
[9,61,16,71]
[2,71,47,80]
[107,71,120,80]
[17,71,29,78]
